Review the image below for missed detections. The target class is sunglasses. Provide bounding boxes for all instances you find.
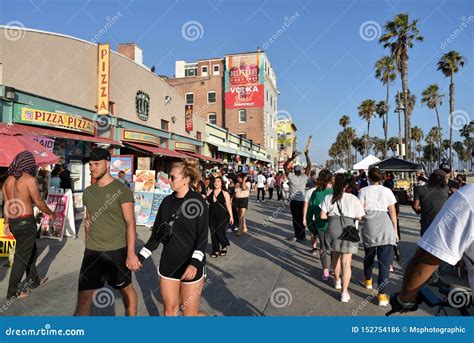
[170,175,181,182]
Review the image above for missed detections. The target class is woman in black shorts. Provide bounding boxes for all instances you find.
[235,174,251,236]
[139,159,208,316]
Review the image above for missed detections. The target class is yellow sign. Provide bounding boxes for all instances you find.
[123,130,160,146]
[20,108,95,134]
[0,219,16,258]
[175,141,196,153]
[97,43,110,115]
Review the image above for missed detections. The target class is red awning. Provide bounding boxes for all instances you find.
[181,151,223,163]
[9,123,119,145]
[124,142,189,159]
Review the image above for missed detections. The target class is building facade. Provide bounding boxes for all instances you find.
[277,118,297,170]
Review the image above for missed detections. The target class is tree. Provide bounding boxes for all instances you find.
[380,13,424,160]
[344,127,356,169]
[411,126,424,162]
[421,84,444,165]
[387,136,399,156]
[338,115,352,168]
[395,90,417,157]
[437,50,466,165]
[375,100,388,157]
[375,55,397,159]
[351,137,365,162]
[358,99,377,157]
[372,137,386,158]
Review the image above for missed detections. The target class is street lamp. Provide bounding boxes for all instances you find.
[395,91,405,158]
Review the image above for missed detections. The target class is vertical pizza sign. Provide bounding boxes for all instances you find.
[97,44,110,115]
[225,53,264,108]
[185,105,193,132]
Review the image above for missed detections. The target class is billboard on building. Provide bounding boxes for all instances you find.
[225,53,264,108]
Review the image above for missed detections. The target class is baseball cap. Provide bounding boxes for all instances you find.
[82,148,111,162]
[439,162,452,173]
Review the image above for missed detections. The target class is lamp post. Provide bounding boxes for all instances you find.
[395,91,405,158]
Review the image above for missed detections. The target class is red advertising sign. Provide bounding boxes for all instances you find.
[185,105,193,132]
[225,84,264,108]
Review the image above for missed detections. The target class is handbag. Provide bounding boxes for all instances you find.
[155,205,183,245]
[336,201,360,243]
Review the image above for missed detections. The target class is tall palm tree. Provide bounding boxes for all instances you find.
[345,127,356,169]
[339,115,351,168]
[375,100,388,157]
[339,115,350,129]
[421,84,444,165]
[375,55,397,159]
[358,99,376,157]
[380,13,424,160]
[351,137,364,163]
[411,126,424,162]
[437,50,466,165]
[395,90,416,157]
[453,141,466,170]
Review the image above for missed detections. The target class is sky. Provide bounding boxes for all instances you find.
[1,0,473,164]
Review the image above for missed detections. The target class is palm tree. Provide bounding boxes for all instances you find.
[339,115,350,129]
[372,138,385,158]
[358,99,376,157]
[437,50,467,165]
[345,127,356,169]
[387,136,399,156]
[421,84,444,165]
[380,13,424,160]
[453,141,466,170]
[339,115,352,168]
[351,137,365,163]
[375,55,397,158]
[375,100,388,157]
[411,126,423,162]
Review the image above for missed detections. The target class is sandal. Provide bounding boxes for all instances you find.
[210,253,218,258]
[219,248,228,256]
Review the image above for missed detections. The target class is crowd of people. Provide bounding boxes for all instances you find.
[1,148,472,317]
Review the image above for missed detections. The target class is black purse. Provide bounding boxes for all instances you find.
[155,205,183,245]
[336,201,360,243]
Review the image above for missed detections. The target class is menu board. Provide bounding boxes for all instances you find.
[137,157,151,170]
[110,155,134,182]
[69,160,83,191]
[145,192,168,227]
[134,170,156,192]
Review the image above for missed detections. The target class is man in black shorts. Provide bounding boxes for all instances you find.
[74,148,140,316]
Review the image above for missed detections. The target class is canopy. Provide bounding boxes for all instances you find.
[335,168,347,174]
[0,126,60,167]
[353,154,381,170]
[371,157,422,172]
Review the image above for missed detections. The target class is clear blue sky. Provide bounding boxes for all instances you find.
[1,0,472,164]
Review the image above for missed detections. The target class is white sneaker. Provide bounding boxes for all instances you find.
[340,292,351,303]
[334,279,342,290]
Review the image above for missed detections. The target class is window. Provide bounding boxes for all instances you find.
[161,120,169,131]
[196,131,202,141]
[213,65,220,76]
[239,133,247,139]
[280,144,285,150]
[185,67,197,77]
[207,91,216,104]
[266,90,269,102]
[160,137,169,148]
[185,93,194,105]
[201,66,208,76]
[239,109,247,123]
[208,112,217,124]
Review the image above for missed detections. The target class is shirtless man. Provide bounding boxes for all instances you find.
[3,151,55,299]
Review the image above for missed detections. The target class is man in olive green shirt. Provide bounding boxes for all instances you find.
[74,148,140,316]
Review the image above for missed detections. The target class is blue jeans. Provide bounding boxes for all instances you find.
[363,244,394,294]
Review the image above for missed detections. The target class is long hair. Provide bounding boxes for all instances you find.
[212,176,227,192]
[331,173,349,204]
[316,169,332,191]
[238,173,249,191]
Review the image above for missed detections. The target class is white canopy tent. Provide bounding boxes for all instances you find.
[335,168,347,174]
[353,154,381,170]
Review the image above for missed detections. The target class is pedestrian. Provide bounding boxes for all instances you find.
[320,173,365,302]
[303,171,318,251]
[439,162,459,194]
[139,159,208,316]
[456,174,467,187]
[117,170,131,188]
[227,176,239,232]
[49,166,61,190]
[416,171,428,186]
[357,170,368,189]
[306,170,316,189]
[74,148,139,316]
[389,184,473,314]
[358,167,398,306]
[267,173,275,200]
[412,169,449,237]
[207,176,234,258]
[281,174,290,200]
[235,174,251,237]
[3,151,55,300]
[303,169,333,280]
[256,171,266,202]
[284,150,311,241]
[275,171,283,201]
[57,164,72,191]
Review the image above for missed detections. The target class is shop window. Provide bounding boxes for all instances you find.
[239,109,247,123]
[208,112,217,124]
[207,91,216,104]
[161,120,169,131]
[185,93,194,105]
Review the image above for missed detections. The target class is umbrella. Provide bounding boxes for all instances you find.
[0,127,60,167]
